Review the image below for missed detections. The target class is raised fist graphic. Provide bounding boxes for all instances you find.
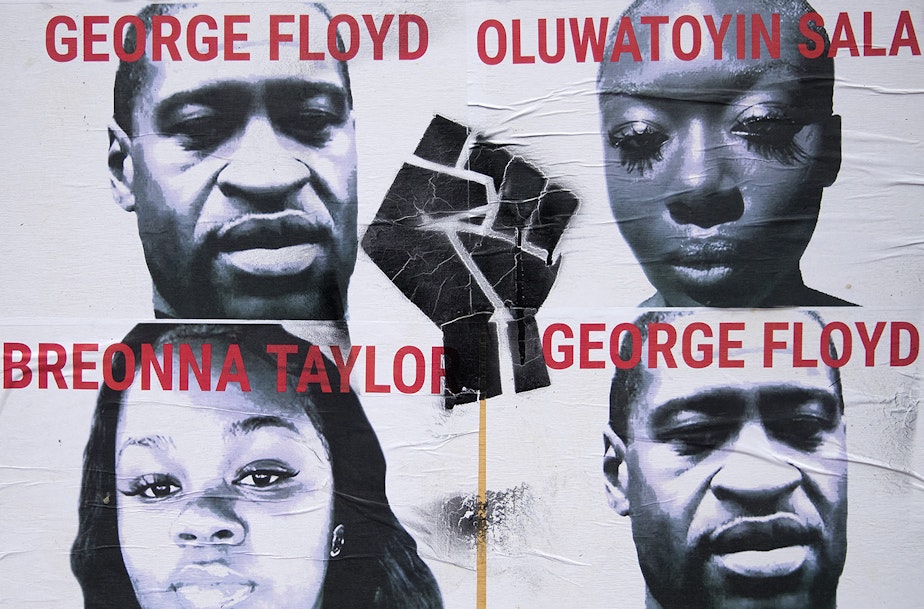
[362,116,578,407]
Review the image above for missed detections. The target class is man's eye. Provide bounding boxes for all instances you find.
[166,115,235,152]
[125,474,181,499]
[660,424,733,456]
[732,116,807,165]
[236,469,298,489]
[276,110,344,147]
[768,416,830,450]
[607,121,669,175]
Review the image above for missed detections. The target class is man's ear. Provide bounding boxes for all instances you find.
[817,114,842,188]
[109,121,136,212]
[603,425,631,517]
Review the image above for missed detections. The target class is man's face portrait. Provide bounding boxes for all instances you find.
[110,4,357,319]
[598,0,841,307]
[605,323,847,609]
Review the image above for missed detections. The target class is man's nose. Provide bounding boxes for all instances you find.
[666,120,744,228]
[171,493,246,547]
[216,116,311,202]
[710,421,802,509]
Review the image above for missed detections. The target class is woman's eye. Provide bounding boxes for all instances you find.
[732,116,807,165]
[236,469,298,489]
[608,121,669,175]
[125,474,181,499]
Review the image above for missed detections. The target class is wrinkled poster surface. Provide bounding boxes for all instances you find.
[1,2,921,608]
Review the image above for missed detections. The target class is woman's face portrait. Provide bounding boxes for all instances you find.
[598,1,839,306]
[114,352,333,609]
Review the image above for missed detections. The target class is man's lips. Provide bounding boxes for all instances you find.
[213,212,333,277]
[705,515,819,579]
[216,212,331,251]
[709,515,816,554]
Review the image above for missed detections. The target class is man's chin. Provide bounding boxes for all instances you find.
[694,555,836,609]
[647,263,776,308]
[156,276,347,320]
[214,285,347,320]
[695,588,826,609]
[207,258,348,320]
[647,269,747,308]
[649,579,831,609]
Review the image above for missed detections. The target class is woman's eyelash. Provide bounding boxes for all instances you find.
[608,122,669,175]
[732,116,808,165]
[234,466,299,489]
[122,474,182,500]
[119,467,301,500]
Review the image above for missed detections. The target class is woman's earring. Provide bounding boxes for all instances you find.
[330,524,345,558]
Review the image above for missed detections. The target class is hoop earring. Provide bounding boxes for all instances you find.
[330,524,345,558]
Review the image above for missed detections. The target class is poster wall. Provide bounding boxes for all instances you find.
[0,1,921,608]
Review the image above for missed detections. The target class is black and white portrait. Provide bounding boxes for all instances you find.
[108,3,358,320]
[70,323,443,609]
[598,0,851,307]
[604,310,848,609]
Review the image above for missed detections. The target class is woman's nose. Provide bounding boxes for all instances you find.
[678,120,717,191]
[171,494,246,547]
[667,119,744,228]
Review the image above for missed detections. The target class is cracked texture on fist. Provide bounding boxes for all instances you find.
[363,116,578,406]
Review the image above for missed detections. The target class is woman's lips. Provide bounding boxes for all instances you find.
[170,565,256,609]
[661,239,739,282]
[172,581,256,609]
[213,212,332,277]
[670,239,738,268]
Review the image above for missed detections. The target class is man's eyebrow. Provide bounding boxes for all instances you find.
[153,83,252,123]
[154,79,347,110]
[118,434,174,458]
[648,389,744,429]
[265,80,348,101]
[758,385,841,415]
[227,415,302,437]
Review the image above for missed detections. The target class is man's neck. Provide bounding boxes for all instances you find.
[152,287,178,319]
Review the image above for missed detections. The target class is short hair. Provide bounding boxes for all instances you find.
[113,3,353,137]
[71,324,442,609]
[609,311,844,443]
[597,0,835,115]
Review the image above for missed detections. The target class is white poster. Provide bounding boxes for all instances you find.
[1,2,921,608]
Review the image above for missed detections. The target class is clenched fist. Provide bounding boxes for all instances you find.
[363,116,578,406]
